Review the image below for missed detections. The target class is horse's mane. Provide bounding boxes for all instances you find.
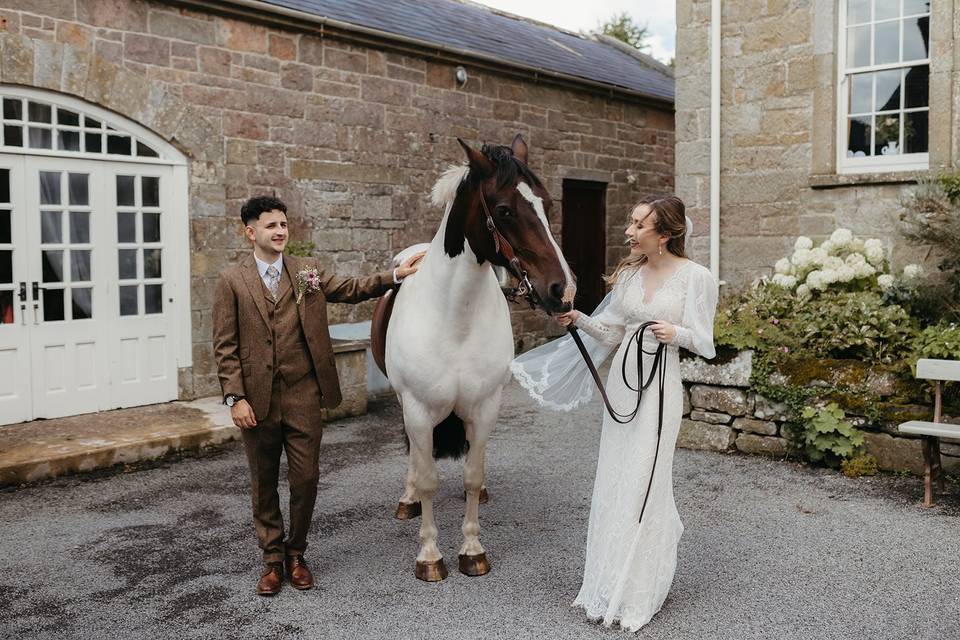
[431,164,470,209]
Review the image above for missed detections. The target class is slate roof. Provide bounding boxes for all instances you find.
[255,0,674,103]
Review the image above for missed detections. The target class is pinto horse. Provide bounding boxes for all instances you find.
[379,135,575,581]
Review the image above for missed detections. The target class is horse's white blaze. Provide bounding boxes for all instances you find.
[515,181,577,303]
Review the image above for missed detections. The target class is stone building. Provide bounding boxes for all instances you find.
[675,0,954,286]
[0,0,675,426]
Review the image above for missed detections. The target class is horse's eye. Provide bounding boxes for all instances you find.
[496,205,512,217]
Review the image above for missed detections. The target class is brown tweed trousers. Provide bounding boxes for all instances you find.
[213,253,393,563]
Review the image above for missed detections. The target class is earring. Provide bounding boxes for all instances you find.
[658,244,663,256]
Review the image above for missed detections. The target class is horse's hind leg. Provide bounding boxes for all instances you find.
[403,397,447,581]
[395,455,421,520]
[458,399,498,577]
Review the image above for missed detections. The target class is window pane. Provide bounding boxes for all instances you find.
[67,173,88,206]
[57,130,80,152]
[116,175,135,206]
[70,211,90,244]
[143,212,161,243]
[0,169,7,203]
[40,171,61,205]
[84,116,101,129]
[0,211,10,244]
[27,102,52,123]
[144,249,162,279]
[3,98,22,121]
[136,142,159,158]
[847,116,872,157]
[107,135,131,155]
[905,65,929,108]
[71,250,91,281]
[850,73,872,113]
[875,0,899,20]
[874,21,899,65]
[905,110,928,153]
[0,250,11,283]
[42,287,64,321]
[57,108,80,127]
[145,284,163,314]
[29,127,52,149]
[41,211,62,244]
[84,132,102,153]
[71,287,92,320]
[118,249,138,280]
[3,125,23,147]
[875,69,901,111]
[142,176,159,207]
[847,25,870,68]
[875,114,900,155]
[904,0,930,15]
[903,16,930,61]
[847,0,870,23]
[119,285,138,316]
[42,250,64,282]
[0,290,13,324]
[117,212,136,243]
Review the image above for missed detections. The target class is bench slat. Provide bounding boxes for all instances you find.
[898,420,960,439]
[916,358,960,382]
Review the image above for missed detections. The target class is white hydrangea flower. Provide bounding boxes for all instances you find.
[820,239,836,254]
[848,238,865,252]
[864,238,883,251]
[771,274,797,289]
[830,228,853,246]
[845,252,866,266]
[806,270,826,290]
[809,247,829,265]
[791,248,812,267]
[796,283,811,299]
[877,274,895,290]
[903,263,924,280]
[865,246,885,265]
[824,256,845,270]
[821,269,839,284]
[794,236,813,251]
[837,265,856,282]
[855,262,877,278]
[774,258,792,275]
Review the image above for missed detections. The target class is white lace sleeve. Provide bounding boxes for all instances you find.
[671,265,718,359]
[510,290,620,412]
[573,285,626,346]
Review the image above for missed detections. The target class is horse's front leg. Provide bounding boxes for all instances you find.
[403,396,447,581]
[458,394,500,576]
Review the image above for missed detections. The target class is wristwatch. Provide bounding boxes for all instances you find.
[224,394,244,407]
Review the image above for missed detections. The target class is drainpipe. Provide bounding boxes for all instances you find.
[710,0,721,279]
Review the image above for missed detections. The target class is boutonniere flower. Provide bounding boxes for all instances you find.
[295,268,322,304]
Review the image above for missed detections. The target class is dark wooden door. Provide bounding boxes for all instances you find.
[561,179,606,312]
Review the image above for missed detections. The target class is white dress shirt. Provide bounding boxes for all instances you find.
[254,253,283,291]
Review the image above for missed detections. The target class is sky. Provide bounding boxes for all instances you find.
[469,0,676,63]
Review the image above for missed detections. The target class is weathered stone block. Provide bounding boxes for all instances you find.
[678,419,735,451]
[2,33,35,85]
[689,384,752,416]
[269,34,296,61]
[680,350,753,386]
[124,34,170,67]
[736,434,789,457]
[753,394,792,421]
[150,12,215,45]
[863,432,924,475]
[690,410,733,425]
[733,417,778,435]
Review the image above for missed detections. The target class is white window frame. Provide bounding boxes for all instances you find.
[836,0,931,174]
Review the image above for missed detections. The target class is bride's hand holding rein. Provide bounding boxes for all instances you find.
[555,310,580,328]
[649,321,676,343]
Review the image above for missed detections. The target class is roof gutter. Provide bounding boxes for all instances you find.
[170,0,674,109]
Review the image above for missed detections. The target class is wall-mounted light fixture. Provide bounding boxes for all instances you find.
[455,66,468,86]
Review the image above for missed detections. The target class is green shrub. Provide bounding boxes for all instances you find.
[796,402,865,463]
[285,240,316,257]
[841,452,879,478]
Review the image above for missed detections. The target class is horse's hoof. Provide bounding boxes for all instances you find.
[458,552,491,577]
[395,501,421,520]
[415,559,448,582]
[462,488,490,504]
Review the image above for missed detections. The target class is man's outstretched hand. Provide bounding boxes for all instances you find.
[396,251,427,279]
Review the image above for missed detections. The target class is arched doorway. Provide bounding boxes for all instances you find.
[0,87,190,425]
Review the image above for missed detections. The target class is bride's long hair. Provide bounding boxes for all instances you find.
[604,194,689,285]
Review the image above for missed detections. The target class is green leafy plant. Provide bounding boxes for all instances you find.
[285,240,316,258]
[796,402,865,463]
[841,452,879,478]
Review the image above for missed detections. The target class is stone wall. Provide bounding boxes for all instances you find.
[675,0,959,287]
[1,0,675,399]
[678,351,960,477]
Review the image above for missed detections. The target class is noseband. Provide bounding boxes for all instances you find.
[476,188,540,309]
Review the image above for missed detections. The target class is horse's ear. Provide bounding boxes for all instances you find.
[457,138,493,178]
[511,134,528,164]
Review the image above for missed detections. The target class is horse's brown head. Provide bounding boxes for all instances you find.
[445,134,576,314]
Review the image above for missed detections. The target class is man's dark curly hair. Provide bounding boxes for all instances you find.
[241,195,287,226]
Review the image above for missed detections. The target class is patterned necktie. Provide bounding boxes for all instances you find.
[266,265,280,300]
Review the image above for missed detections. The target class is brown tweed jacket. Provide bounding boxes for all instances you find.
[212,253,393,418]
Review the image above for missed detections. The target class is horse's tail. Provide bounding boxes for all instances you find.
[433,413,469,459]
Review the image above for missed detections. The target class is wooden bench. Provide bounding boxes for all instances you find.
[898,358,960,507]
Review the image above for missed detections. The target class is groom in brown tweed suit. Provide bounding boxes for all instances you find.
[213,195,420,596]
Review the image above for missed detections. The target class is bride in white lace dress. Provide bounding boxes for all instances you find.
[512,195,718,632]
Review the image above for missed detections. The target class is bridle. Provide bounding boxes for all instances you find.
[476,186,540,309]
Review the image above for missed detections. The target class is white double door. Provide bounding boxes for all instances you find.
[0,155,178,425]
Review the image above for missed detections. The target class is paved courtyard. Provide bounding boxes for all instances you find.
[1,381,958,640]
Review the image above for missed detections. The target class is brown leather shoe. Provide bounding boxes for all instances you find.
[285,555,314,590]
[257,563,283,596]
